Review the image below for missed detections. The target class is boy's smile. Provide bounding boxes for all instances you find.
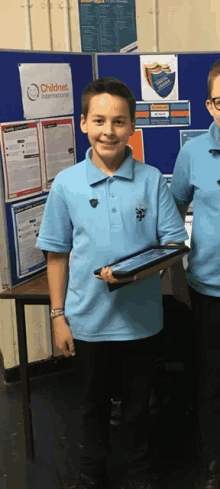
[80,93,135,175]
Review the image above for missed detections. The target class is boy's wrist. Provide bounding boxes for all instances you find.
[50,308,65,319]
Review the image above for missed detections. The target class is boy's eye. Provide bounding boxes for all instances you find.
[93,119,124,125]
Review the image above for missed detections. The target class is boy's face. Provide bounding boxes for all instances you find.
[206,75,220,129]
[80,93,135,168]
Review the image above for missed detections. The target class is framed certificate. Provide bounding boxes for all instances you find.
[94,245,190,279]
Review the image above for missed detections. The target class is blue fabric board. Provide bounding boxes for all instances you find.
[97,53,220,173]
[0,50,93,286]
[0,50,93,162]
[2,50,220,287]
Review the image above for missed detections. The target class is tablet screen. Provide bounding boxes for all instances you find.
[110,247,177,273]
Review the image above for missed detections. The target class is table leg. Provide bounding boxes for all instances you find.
[15,300,35,462]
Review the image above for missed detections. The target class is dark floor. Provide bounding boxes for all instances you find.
[1,299,200,489]
[0,359,199,489]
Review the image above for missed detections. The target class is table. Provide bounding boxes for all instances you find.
[0,273,50,462]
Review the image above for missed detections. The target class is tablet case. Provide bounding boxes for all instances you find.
[94,245,190,292]
[94,245,190,278]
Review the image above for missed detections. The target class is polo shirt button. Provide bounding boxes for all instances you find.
[112,208,117,213]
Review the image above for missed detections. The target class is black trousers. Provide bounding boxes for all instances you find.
[74,335,157,479]
[189,286,220,462]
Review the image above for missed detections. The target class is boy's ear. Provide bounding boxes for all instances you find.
[130,119,136,136]
[206,99,214,117]
[80,114,88,134]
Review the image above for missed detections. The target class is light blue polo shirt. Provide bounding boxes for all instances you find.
[171,121,220,297]
[36,146,188,342]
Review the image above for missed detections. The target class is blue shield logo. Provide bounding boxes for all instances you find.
[144,63,175,98]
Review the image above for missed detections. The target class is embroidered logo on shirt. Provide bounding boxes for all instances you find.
[135,202,147,222]
[89,199,99,208]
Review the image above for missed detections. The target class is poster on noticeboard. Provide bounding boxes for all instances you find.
[18,63,74,120]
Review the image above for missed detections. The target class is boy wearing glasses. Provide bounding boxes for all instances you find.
[170,59,220,488]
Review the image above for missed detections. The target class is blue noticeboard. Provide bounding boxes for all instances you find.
[2,50,220,288]
[0,50,93,163]
[96,52,220,174]
[0,50,93,288]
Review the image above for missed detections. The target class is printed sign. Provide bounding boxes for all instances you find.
[140,55,179,102]
[180,129,208,147]
[40,117,76,190]
[19,63,74,119]
[0,121,43,202]
[78,0,138,53]
[11,196,48,279]
[135,101,190,127]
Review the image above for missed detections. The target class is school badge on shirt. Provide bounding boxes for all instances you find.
[135,202,147,222]
[89,199,99,208]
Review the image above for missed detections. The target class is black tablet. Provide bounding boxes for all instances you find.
[94,245,190,279]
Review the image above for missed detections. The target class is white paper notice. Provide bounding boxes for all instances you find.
[18,63,74,119]
[11,196,47,279]
[140,55,179,101]
[163,174,172,188]
[0,121,42,202]
[185,214,193,249]
[40,117,76,190]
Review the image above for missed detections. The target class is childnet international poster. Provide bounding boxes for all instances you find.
[19,63,74,119]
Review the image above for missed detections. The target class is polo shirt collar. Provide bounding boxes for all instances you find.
[208,121,220,155]
[86,146,134,185]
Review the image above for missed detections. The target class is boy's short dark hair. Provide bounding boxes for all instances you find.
[207,59,220,100]
[81,77,136,121]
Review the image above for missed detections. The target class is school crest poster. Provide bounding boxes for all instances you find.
[140,55,179,101]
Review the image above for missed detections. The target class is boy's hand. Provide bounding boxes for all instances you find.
[52,315,76,357]
[169,262,192,309]
[95,266,137,284]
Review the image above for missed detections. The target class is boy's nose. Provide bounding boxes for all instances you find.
[103,122,114,135]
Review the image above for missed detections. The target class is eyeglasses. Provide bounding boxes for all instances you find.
[211,97,220,110]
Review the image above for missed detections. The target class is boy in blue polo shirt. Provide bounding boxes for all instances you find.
[36,77,188,489]
[170,59,220,488]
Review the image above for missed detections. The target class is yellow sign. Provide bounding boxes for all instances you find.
[151,104,169,111]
